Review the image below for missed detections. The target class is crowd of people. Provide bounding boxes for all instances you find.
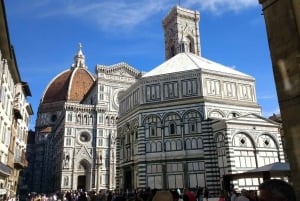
[23,179,296,201]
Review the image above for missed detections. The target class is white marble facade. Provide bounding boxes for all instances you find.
[116,6,285,195]
[31,5,285,195]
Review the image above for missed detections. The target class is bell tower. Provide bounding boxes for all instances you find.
[162,6,201,60]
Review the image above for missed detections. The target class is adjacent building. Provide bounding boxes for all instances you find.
[116,6,286,195]
[0,0,33,199]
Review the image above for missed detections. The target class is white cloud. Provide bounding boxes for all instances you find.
[258,95,276,100]
[13,0,258,31]
[34,0,171,31]
[184,0,258,14]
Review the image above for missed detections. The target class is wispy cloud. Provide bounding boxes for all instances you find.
[258,95,276,100]
[12,0,258,31]
[184,0,258,14]
[29,0,171,31]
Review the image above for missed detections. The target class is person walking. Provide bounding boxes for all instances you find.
[204,187,209,201]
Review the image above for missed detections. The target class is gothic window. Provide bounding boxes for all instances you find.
[66,138,71,146]
[77,114,81,123]
[99,85,104,100]
[84,115,88,124]
[64,176,69,186]
[182,79,197,97]
[98,113,104,124]
[90,115,93,124]
[67,112,72,122]
[66,128,71,136]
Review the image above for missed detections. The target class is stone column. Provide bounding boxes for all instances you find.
[258,0,300,198]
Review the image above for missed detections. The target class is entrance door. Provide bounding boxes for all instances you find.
[77,175,86,191]
[124,169,132,191]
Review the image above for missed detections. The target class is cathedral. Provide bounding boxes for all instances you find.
[27,5,286,196]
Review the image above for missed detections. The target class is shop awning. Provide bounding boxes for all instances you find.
[224,162,290,180]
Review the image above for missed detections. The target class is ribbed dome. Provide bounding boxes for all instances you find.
[41,44,95,104]
[41,68,95,104]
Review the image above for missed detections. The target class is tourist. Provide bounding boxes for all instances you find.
[258,179,296,201]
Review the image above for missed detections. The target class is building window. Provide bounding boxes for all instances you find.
[66,128,71,136]
[66,138,71,146]
[182,79,197,97]
[206,79,221,96]
[170,123,176,135]
[150,126,156,137]
[224,82,237,98]
[67,112,72,122]
[64,176,69,186]
[238,84,252,100]
[164,82,179,99]
[189,120,197,133]
[145,84,161,102]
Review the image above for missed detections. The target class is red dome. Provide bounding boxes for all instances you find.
[42,68,95,104]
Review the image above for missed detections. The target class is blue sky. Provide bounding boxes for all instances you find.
[4,0,279,129]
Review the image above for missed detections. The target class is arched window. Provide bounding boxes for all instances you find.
[157,142,162,152]
[146,143,151,153]
[177,140,182,150]
[151,142,157,152]
[186,139,191,150]
[165,141,171,151]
